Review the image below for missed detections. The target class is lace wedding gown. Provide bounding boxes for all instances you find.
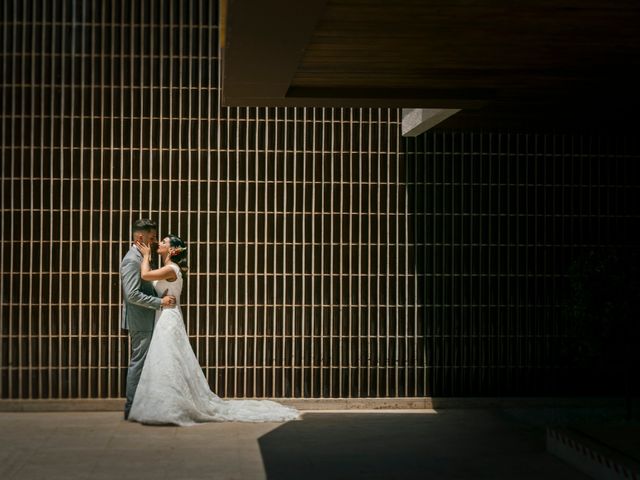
[128,263,300,426]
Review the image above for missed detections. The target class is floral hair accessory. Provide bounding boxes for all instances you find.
[171,246,188,256]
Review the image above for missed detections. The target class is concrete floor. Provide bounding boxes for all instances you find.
[0,410,589,480]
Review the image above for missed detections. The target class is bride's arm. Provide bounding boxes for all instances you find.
[136,242,177,281]
[140,257,177,281]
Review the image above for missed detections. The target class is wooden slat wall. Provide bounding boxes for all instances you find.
[0,0,409,399]
[1,1,638,400]
[404,132,639,395]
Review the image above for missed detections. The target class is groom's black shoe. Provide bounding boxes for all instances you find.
[124,410,129,420]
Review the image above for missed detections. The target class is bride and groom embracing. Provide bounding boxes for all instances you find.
[120,219,300,426]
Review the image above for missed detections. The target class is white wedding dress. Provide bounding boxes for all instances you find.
[128,263,300,426]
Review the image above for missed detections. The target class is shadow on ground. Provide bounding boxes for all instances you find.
[257,410,589,480]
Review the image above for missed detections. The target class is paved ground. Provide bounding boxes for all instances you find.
[0,409,590,480]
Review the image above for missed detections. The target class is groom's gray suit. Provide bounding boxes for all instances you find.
[120,245,162,416]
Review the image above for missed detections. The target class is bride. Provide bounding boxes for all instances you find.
[128,234,300,426]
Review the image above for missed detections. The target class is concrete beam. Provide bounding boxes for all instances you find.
[401,108,461,136]
[220,0,328,105]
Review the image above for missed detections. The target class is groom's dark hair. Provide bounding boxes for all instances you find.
[132,218,157,234]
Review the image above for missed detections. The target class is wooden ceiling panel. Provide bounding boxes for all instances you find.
[221,0,640,127]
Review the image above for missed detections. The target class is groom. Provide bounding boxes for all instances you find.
[120,218,175,420]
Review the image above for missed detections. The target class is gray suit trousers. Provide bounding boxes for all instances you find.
[124,330,153,413]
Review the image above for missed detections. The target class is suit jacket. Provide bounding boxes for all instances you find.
[120,245,161,332]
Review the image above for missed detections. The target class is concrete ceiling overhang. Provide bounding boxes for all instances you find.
[220,0,640,128]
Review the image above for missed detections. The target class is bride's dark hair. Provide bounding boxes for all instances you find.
[167,234,189,274]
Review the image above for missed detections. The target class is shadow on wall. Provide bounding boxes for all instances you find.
[403,130,640,397]
[562,247,640,415]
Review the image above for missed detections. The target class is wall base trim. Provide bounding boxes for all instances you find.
[0,397,626,412]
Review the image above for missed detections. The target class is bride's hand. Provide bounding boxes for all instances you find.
[135,241,151,258]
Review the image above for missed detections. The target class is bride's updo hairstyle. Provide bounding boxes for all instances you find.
[167,234,188,274]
